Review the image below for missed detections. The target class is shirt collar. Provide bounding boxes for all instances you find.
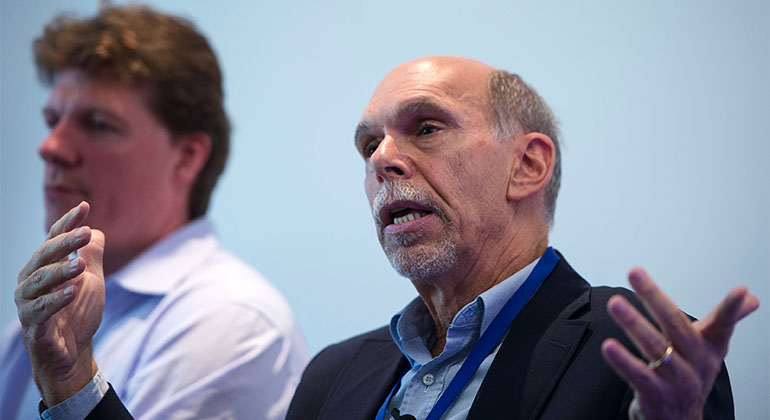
[389,253,543,365]
[476,255,540,335]
[107,218,220,295]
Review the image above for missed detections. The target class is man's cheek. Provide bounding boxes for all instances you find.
[364,177,379,205]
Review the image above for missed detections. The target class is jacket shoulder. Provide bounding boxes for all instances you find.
[286,326,397,420]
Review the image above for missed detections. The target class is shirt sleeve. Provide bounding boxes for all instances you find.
[40,370,109,420]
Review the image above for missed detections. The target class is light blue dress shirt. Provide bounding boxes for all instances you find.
[0,219,309,420]
[40,371,110,420]
[386,255,541,420]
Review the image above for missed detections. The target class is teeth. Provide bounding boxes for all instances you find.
[393,211,429,225]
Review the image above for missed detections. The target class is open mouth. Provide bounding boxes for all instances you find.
[390,208,432,225]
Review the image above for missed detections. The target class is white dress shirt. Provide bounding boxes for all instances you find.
[1,218,309,420]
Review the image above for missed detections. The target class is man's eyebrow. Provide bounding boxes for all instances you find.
[353,121,371,149]
[391,99,456,127]
[354,99,458,148]
[43,104,127,124]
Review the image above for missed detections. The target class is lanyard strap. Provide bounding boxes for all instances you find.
[376,247,559,420]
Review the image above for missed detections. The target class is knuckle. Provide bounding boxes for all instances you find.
[28,269,46,292]
[59,260,72,276]
[19,250,44,282]
[31,297,48,316]
[30,268,44,285]
[15,271,39,301]
[13,285,24,305]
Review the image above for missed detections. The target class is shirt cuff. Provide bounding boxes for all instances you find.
[39,370,109,420]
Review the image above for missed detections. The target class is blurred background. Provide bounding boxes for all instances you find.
[1,0,767,417]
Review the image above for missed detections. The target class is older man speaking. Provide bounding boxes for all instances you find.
[286,56,758,420]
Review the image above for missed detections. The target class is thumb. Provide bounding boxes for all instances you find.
[79,229,105,275]
[695,287,759,354]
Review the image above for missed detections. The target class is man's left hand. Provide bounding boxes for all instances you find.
[601,268,759,420]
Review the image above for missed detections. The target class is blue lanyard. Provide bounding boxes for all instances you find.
[375,247,559,420]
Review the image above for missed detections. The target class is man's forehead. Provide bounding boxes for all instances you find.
[386,56,494,83]
[376,58,490,99]
[47,69,150,111]
[358,57,493,125]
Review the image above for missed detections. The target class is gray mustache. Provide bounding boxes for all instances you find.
[372,182,449,227]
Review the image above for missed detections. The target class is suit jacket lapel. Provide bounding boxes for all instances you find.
[318,334,409,420]
[468,256,592,420]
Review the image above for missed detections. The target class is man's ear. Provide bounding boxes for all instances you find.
[506,132,555,201]
[173,132,212,188]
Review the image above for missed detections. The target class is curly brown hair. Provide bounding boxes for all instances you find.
[34,5,229,219]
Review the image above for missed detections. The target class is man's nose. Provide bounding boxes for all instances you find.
[38,120,80,166]
[371,135,413,182]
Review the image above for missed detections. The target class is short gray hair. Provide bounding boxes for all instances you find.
[487,70,561,224]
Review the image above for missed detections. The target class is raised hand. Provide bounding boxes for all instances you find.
[15,201,106,406]
[601,268,759,420]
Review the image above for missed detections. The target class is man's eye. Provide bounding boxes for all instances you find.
[363,140,380,158]
[418,125,440,136]
[84,115,114,132]
[89,119,110,131]
[44,116,59,129]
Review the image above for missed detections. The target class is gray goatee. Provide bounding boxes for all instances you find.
[372,181,458,281]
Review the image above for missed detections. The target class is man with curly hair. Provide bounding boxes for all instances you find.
[1,6,308,420]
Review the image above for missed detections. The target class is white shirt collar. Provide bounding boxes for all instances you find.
[107,218,219,295]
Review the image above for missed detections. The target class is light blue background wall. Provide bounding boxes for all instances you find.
[1,0,767,417]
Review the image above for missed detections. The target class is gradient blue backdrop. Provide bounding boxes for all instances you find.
[1,1,768,418]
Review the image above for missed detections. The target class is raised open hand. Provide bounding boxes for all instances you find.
[601,268,759,420]
[15,201,106,406]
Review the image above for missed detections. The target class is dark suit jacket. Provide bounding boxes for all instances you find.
[286,255,734,420]
[85,386,133,420]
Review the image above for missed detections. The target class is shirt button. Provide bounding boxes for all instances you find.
[422,373,435,386]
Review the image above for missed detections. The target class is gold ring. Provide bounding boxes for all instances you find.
[648,345,673,369]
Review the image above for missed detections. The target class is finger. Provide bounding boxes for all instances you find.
[16,257,85,300]
[737,292,760,321]
[18,285,78,326]
[627,268,702,359]
[607,295,670,362]
[18,227,92,284]
[711,287,759,323]
[46,201,90,240]
[601,338,664,397]
[696,287,760,352]
[607,295,695,382]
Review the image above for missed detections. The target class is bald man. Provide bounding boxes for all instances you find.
[285,56,758,420]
